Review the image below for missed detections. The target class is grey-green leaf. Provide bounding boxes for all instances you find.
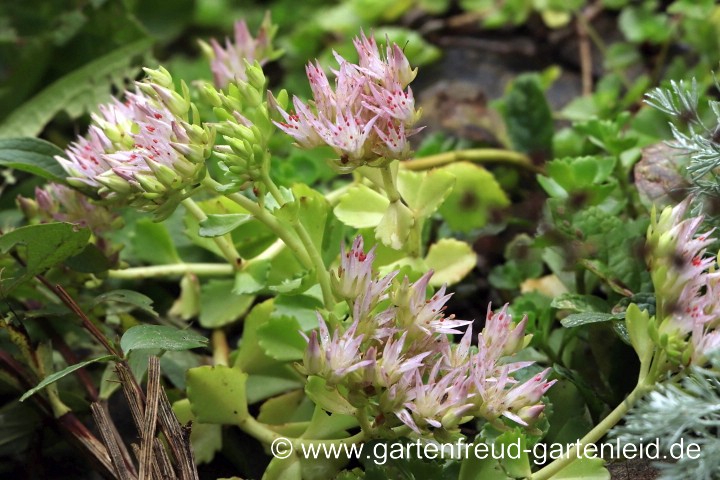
[20,355,117,402]
[120,325,208,355]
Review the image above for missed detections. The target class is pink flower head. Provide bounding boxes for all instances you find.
[333,236,376,299]
[208,16,276,88]
[55,80,207,217]
[34,183,117,234]
[402,271,472,336]
[302,314,373,385]
[396,365,473,433]
[272,32,421,171]
[649,198,720,365]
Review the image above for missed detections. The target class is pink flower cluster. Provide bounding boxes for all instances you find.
[650,199,720,365]
[55,75,207,216]
[302,236,555,435]
[273,32,421,172]
[206,17,275,89]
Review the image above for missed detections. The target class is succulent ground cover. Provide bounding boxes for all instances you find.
[2,1,720,479]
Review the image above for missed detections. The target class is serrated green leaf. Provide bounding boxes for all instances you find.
[0,39,152,138]
[187,365,249,424]
[272,294,325,331]
[424,239,476,286]
[438,162,510,232]
[20,354,116,402]
[0,222,90,291]
[494,430,531,478]
[397,167,456,218]
[198,213,252,237]
[233,261,271,295]
[0,138,67,182]
[199,279,254,328]
[257,316,307,361]
[93,290,158,317]
[120,325,208,354]
[334,184,390,229]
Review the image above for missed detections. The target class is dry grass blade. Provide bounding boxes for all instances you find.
[139,357,162,480]
[91,403,137,480]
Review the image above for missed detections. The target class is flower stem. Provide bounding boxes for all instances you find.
[108,263,233,279]
[530,380,654,480]
[380,165,401,203]
[182,197,243,270]
[203,177,313,270]
[403,149,542,174]
[260,172,336,311]
[294,222,336,311]
[239,414,366,448]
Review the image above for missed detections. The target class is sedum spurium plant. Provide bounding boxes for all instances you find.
[1,18,561,480]
[4,9,720,480]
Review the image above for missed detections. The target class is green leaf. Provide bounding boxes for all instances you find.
[500,73,554,159]
[173,398,222,465]
[0,39,153,138]
[551,294,609,313]
[334,184,389,229]
[625,303,652,361]
[552,456,609,480]
[93,290,158,317]
[199,279,254,328]
[0,400,41,455]
[265,455,302,480]
[0,223,90,291]
[20,354,116,402]
[198,213,252,237]
[258,390,310,425]
[272,294,325,331]
[257,316,307,361]
[305,376,356,415]
[544,377,594,445]
[186,365,249,424]
[120,325,208,354]
[64,243,112,274]
[233,261,271,295]
[494,430,531,478]
[0,138,67,182]
[561,312,619,328]
[375,200,414,250]
[398,168,456,218]
[424,239,477,286]
[438,162,510,232]
[130,218,181,264]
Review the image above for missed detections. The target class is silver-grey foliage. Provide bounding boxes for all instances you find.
[646,78,720,197]
[611,368,720,480]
